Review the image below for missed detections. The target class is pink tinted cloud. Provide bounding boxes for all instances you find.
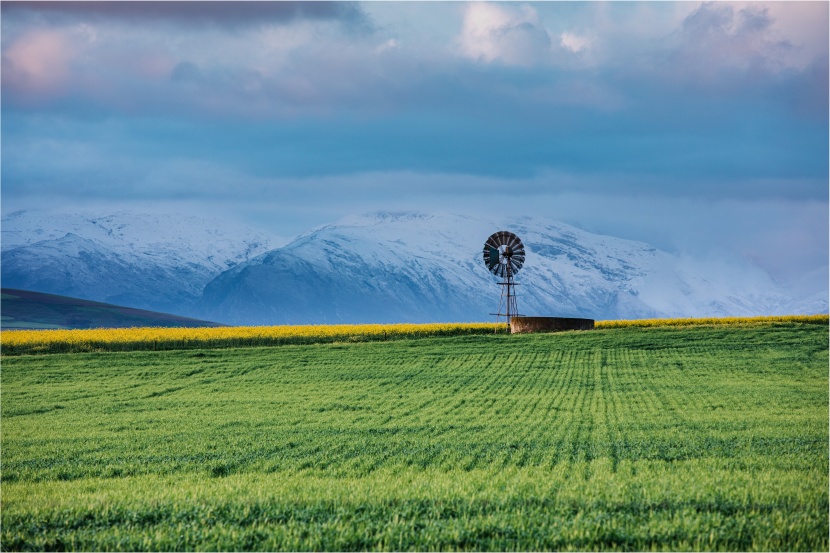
[2,28,77,100]
[2,24,180,110]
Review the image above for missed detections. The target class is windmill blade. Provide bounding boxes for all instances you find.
[511,237,524,254]
[513,251,525,267]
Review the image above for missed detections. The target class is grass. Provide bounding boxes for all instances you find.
[1,322,827,550]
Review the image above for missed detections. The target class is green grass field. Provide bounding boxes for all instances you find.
[2,322,827,551]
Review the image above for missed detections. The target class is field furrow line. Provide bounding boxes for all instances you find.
[542,347,584,467]
[470,350,537,470]
[510,350,567,466]
[600,347,623,471]
[559,349,592,470]
[588,348,610,463]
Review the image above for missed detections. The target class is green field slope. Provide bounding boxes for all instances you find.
[0,288,222,330]
[2,323,827,551]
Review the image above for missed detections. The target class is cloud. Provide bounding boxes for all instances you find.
[0,6,372,117]
[1,3,827,200]
[457,2,552,66]
[681,3,789,69]
[661,2,820,82]
[1,1,369,30]
[1,28,78,100]
[3,1,825,125]
[560,32,591,54]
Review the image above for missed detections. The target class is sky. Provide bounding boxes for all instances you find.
[1,1,828,297]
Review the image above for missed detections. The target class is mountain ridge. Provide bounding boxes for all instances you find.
[2,209,825,325]
[199,211,820,325]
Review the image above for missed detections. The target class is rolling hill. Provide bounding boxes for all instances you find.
[0,288,222,330]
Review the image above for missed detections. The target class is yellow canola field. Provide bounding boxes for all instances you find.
[1,322,505,355]
[1,315,826,355]
[594,314,828,329]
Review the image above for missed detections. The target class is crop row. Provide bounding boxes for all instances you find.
[1,314,825,355]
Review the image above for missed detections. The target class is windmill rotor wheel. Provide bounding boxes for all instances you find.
[483,231,525,278]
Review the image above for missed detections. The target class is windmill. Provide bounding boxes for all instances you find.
[483,231,525,328]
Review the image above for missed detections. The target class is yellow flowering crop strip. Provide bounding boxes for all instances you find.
[1,315,825,355]
[595,314,828,329]
[0,322,506,355]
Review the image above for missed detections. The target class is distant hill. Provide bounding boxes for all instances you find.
[1,289,223,330]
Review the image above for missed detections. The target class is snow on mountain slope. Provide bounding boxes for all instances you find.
[1,210,282,316]
[4,209,818,325]
[199,211,803,325]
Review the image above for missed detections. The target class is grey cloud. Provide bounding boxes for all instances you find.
[1,1,370,30]
[170,61,202,83]
[673,3,794,74]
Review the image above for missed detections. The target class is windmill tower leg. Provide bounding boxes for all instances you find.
[497,265,518,333]
[505,265,518,332]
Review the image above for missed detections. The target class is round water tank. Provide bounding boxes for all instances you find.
[510,316,595,334]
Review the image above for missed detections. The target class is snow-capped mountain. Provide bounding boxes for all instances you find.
[1,210,282,316]
[199,211,814,325]
[4,209,823,325]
